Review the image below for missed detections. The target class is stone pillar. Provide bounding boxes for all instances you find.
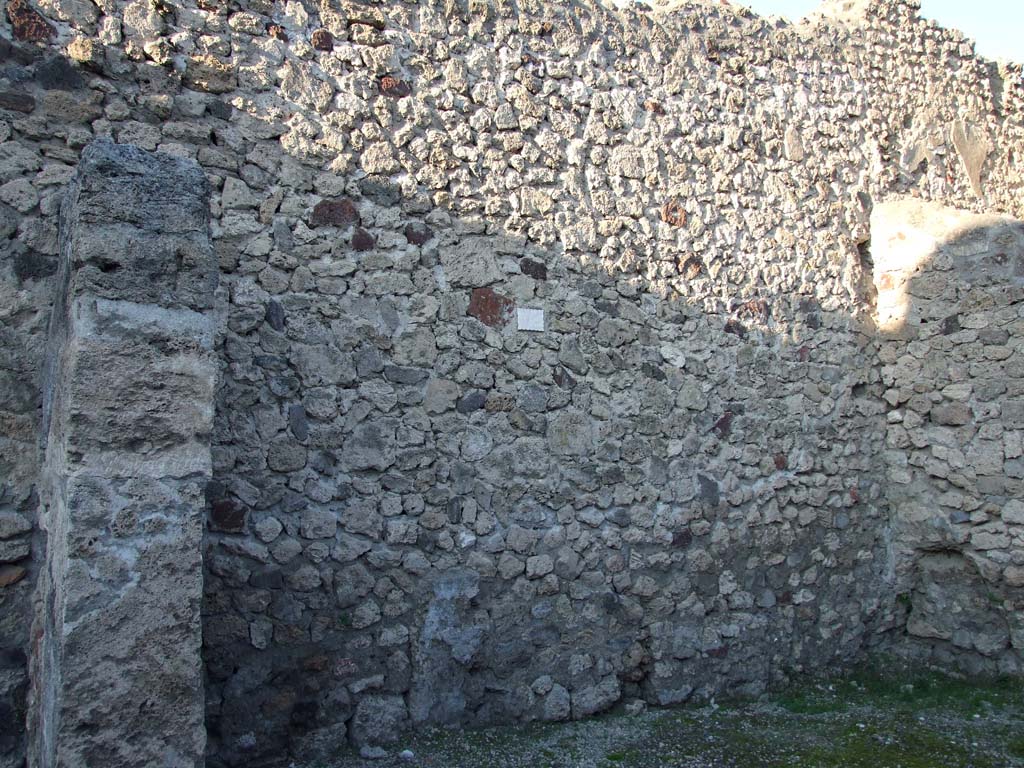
[28,140,217,767]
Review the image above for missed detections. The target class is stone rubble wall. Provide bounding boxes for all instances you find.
[0,0,1020,766]
[872,198,1024,676]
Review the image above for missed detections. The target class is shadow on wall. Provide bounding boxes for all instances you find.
[871,197,1024,676]
[0,0,1021,766]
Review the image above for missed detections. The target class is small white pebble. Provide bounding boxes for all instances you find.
[400,749,415,760]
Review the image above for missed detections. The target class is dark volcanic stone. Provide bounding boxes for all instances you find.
[210,498,247,533]
[404,222,433,245]
[36,56,83,90]
[207,99,232,120]
[723,319,747,338]
[712,411,733,438]
[0,89,34,111]
[288,404,309,441]
[456,391,487,414]
[384,366,428,385]
[520,258,547,280]
[351,227,375,251]
[12,244,57,281]
[265,300,285,331]
[697,474,720,506]
[310,198,359,228]
[358,176,400,206]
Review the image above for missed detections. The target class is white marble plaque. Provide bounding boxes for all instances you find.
[517,308,544,332]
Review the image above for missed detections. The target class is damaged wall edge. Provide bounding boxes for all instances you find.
[27,139,218,768]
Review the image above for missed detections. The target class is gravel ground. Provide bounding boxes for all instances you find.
[309,669,1024,768]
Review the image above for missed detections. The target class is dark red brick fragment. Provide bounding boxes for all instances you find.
[6,0,54,43]
[661,197,686,227]
[311,28,333,51]
[351,227,375,251]
[712,411,733,438]
[209,498,246,533]
[468,286,514,328]
[520,258,547,280]
[310,198,359,228]
[707,646,729,659]
[0,90,34,112]
[267,23,288,41]
[404,222,433,245]
[379,75,411,98]
[671,529,693,548]
[774,453,788,470]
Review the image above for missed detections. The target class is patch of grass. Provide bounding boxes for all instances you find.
[1008,736,1024,758]
[776,659,1024,719]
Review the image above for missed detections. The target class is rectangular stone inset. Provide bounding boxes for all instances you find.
[516,308,544,332]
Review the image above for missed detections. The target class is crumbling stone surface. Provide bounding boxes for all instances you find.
[0,1,1020,767]
[26,140,216,768]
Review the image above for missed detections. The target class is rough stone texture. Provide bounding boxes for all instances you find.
[26,140,216,768]
[872,198,1024,676]
[0,1,1020,766]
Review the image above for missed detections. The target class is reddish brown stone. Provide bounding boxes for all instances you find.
[404,222,433,245]
[379,75,411,98]
[0,565,26,588]
[6,0,54,43]
[849,487,860,504]
[712,411,733,438]
[310,198,359,228]
[774,453,788,470]
[209,498,246,533]
[311,28,334,51]
[707,645,728,659]
[351,227,375,251]
[643,99,665,115]
[468,286,513,328]
[797,345,810,362]
[0,90,35,112]
[267,23,288,41]
[679,256,703,280]
[520,258,547,280]
[661,198,687,227]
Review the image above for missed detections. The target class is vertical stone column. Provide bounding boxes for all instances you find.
[29,140,217,768]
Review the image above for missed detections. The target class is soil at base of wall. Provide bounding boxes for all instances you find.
[313,665,1024,768]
